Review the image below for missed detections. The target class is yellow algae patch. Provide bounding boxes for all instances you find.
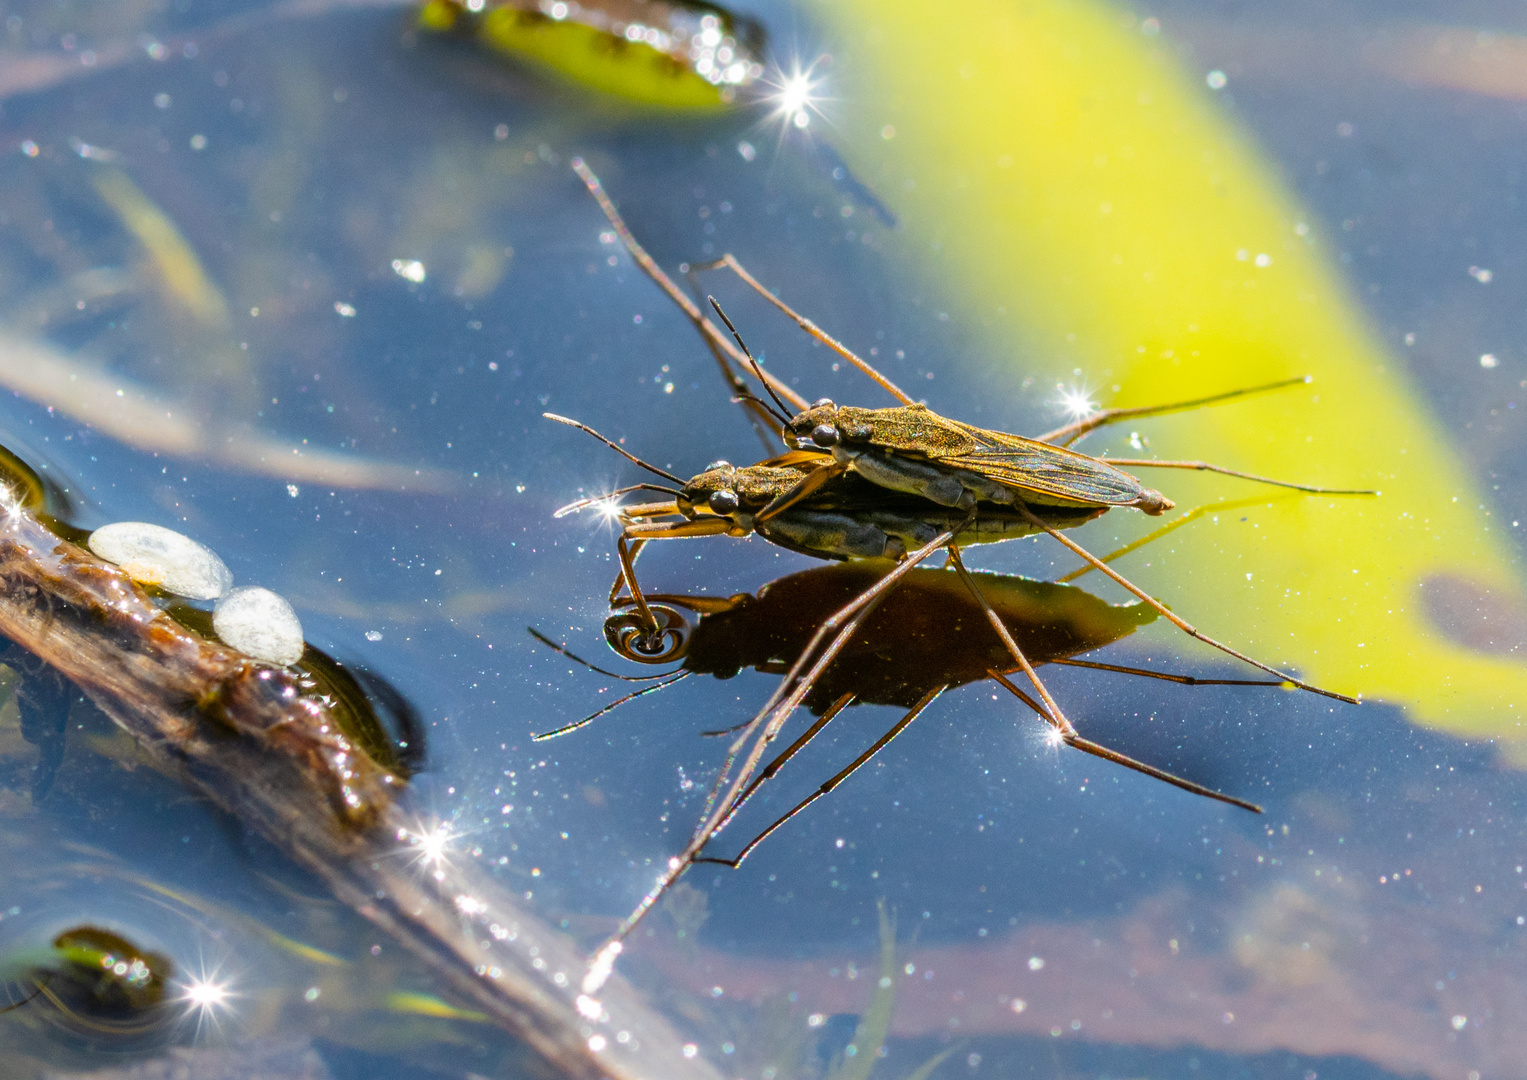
[811,0,1527,751]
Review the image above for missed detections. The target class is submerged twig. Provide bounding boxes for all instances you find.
[0,499,720,1080]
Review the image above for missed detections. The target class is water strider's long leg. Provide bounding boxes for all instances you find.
[1037,377,1312,446]
[945,545,1072,732]
[584,515,975,992]
[702,627,1270,869]
[689,596,888,849]
[692,691,858,864]
[1048,657,1284,687]
[531,673,692,741]
[700,716,761,737]
[696,686,945,869]
[1014,502,1359,704]
[945,548,1258,810]
[722,509,978,777]
[986,672,1261,812]
[614,532,653,635]
[526,627,680,683]
[692,253,915,405]
[753,459,850,523]
[1101,458,1376,496]
[571,159,809,414]
[693,516,973,860]
[705,621,1282,862]
[549,492,676,610]
[583,592,888,993]
[609,536,646,606]
[616,518,733,638]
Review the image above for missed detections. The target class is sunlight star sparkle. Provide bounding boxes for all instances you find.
[396,818,462,880]
[176,964,236,1040]
[1055,383,1100,422]
[763,56,830,131]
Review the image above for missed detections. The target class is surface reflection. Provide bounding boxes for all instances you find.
[1,0,1524,1076]
[541,559,1279,882]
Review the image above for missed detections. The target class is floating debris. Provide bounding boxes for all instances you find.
[11,520,395,831]
[419,0,765,109]
[1,925,173,1036]
[0,449,721,1079]
[88,521,233,601]
[214,586,306,666]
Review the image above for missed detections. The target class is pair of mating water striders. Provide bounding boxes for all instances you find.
[549,160,1373,986]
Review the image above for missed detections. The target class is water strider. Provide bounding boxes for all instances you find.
[565,160,1377,990]
[570,158,1374,703]
[543,421,1101,650]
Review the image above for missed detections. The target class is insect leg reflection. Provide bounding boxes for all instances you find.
[694,686,944,870]
[944,545,1262,813]
[984,671,1261,812]
[590,517,975,978]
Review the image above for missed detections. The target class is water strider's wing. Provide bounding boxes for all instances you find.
[934,423,1153,506]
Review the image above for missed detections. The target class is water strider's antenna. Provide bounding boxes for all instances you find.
[542,413,683,484]
[708,297,794,424]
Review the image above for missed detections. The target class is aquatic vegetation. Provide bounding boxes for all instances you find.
[2,510,401,832]
[820,901,896,1080]
[419,0,765,109]
[0,160,457,497]
[0,447,728,1080]
[1,925,173,1039]
[812,0,1527,750]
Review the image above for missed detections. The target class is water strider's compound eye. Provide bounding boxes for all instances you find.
[811,398,835,409]
[811,423,840,447]
[704,459,731,472]
[708,489,740,514]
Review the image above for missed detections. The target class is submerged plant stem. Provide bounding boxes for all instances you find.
[0,502,719,1080]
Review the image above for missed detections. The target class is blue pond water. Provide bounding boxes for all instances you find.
[0,2,1523,1078]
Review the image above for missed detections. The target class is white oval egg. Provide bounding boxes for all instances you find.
[88,522,234,601]
[213,586,305,666]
